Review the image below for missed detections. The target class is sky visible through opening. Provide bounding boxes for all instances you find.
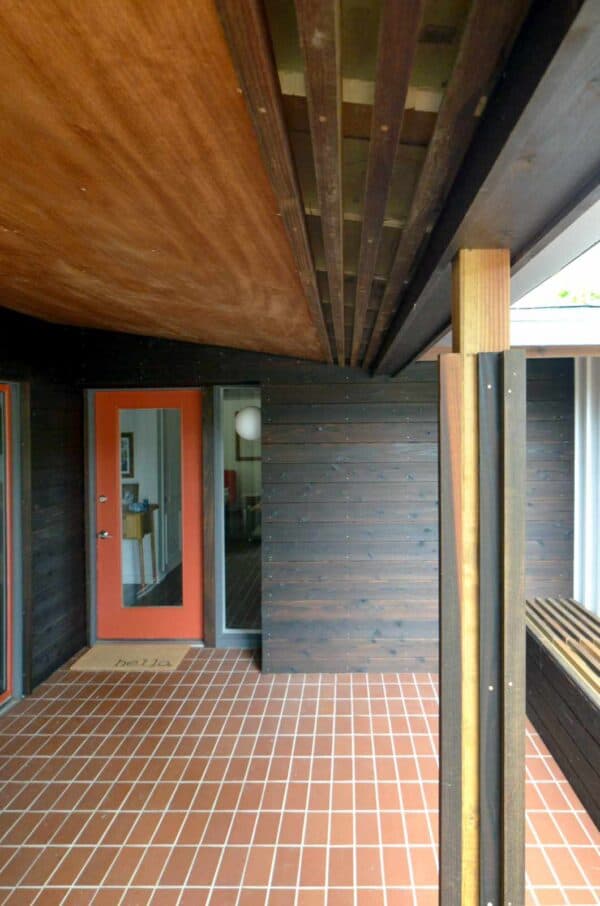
[514,240,600,310]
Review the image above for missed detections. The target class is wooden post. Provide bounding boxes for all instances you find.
[439,249,526,905]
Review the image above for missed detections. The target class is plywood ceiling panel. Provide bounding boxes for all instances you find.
[0,0,327,360]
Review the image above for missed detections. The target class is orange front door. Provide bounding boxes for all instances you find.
[95,390,203,640]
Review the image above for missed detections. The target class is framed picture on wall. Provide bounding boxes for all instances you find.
[120,432,134,477]
[122,483,139,507]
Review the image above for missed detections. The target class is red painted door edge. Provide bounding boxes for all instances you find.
[95,390,203,640]
[0,385,13,706]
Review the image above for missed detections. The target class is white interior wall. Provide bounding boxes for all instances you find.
[120,409,182,585]
[223,393,261,510]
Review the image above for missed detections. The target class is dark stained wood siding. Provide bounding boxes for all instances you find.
[29,383,86,688]
[262,362,439,673]
[526,628,600,828]
[0,308,86,690]
[81,327,575,674]
[262,356,574,674]
[526,358,574,600]
[0,313,574,684]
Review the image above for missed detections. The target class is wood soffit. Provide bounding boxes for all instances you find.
[0,0,326,361]
[374,0,599,374]
[220,0,532,367]
[1,1,592,369]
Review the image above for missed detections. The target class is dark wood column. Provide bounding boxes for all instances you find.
[439,250,526,905]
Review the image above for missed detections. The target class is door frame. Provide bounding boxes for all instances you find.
[86,389,204,643]
[0,383,24,710]
[213,385,261,648]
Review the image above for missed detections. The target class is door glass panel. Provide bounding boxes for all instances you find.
[119,408,183,607]
[0,394,6,694]
[223,388,261,630]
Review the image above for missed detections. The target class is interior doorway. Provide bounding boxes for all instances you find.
[215,386,262,647]
[94,390,203,640]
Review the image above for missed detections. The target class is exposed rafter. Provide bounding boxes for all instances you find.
[278,69,442,112]
[375,0,598,375]
[362,0,530,369]
[281,95,436,145]
[294,0,345,364]
[216,0,333,362]
[350,0,424,366]
[305,206,404,230]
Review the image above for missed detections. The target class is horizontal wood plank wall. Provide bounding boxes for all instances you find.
[526,358,574,599]
[0,311,576,689]
[79,326,574,675]
[29,383,86,687]
[526,630,600,828]
[0,308,87,690]
[262,362,439,673]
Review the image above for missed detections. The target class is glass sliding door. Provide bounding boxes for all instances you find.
[220,387,262,639]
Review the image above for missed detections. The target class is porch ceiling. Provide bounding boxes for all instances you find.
[0,1,328,361]
[0,1,598,369]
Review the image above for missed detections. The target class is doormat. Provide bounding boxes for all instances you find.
[70,644,190,673]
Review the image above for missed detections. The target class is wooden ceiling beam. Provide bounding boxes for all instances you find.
[374,0,598,375]
[362,0,530,369]
[216,0,332,362]
[306,207,404,230]
[278,70,443,113]
[295,0,345,364]
[282,97,435,146]
[350,0,424,367]
[316,266,386,284]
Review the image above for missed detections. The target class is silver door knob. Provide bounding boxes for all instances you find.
[97,530,112,539]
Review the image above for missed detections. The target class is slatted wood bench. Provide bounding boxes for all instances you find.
[526,596,600,828]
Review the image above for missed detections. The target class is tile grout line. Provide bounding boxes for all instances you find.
[202,666,282,905]
[526,726,598,895]
[323,671,337,900]
[350,673,358,906]
[2,665,134,893]
[289,670,322,905]
[365,673,389,906]
[67,651,210,904]
[1,655,599,903]
[382,673,418,904]
[143,650,255,903]
[413,673,438,871]
[525,763,571,902]
[235,669,304,906]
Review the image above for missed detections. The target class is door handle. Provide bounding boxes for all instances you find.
[97,530,112,539]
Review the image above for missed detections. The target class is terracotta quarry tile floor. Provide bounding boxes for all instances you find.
[0,648,598,905]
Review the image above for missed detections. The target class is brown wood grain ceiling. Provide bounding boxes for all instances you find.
[0,1,328,360]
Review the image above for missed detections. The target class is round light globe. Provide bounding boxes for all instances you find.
[235,406,261,441]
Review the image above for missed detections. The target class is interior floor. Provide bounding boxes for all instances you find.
[123,564,183,608]
[225,541,261,631]
[0,648,598,904]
